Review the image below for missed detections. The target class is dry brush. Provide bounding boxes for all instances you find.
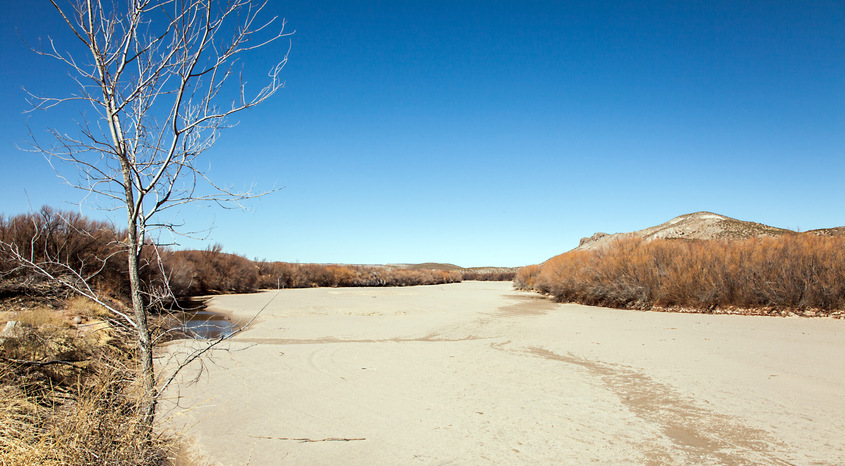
[517,236,845,316]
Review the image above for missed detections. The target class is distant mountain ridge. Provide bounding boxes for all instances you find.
[576,211,844,251]
[387,263,519,274]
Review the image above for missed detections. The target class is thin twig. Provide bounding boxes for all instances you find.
[1,357,91,371]
[251,436,366,443]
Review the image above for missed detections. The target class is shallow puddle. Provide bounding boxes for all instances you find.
[170,298,239,340]
[180,309,238,339]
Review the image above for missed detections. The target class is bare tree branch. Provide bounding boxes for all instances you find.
[16,0,294,434]
[157,290,280,396]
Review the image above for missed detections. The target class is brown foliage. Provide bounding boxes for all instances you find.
[165,245,258,296]
[255,262,463,289]
[0,208,167,306]
[2,208,466,304]
[518,236,845,314]
[513,264,541,290]
[461,271,516,281]
[0,207,127,296]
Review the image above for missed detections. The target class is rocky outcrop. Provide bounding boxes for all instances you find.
[574,212,795,251]
[579,232,609,247]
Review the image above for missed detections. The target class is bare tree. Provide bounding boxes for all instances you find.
[22,0,292,433]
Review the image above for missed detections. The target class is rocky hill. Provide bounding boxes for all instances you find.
[576,211,798,251]
[807,226,845,237]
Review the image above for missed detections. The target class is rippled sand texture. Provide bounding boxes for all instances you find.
[160,281,845,465]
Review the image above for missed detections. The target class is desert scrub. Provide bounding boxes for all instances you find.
[0,314,172,465]
[517,235,845,314]
[2,207,470,303]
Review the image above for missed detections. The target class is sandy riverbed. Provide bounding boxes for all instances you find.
[160,281,845,464]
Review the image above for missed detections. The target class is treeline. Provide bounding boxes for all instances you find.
[516,236,845,316]
[167,249,464,295]
[0,207,162,301]
[461,271,516,281]
[1,208,510,304]
[256,262,463,290]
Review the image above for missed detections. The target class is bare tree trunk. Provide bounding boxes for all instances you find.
[25,0,292,438]
[126,224,156,433]
[107,51,157,432]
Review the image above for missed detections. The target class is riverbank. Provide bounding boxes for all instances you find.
[159,281,845,464]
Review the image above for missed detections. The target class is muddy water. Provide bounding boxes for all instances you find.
[180,309,238,339]
[172,298,239,339]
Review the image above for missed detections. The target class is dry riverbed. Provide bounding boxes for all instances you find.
[160,281,845,464]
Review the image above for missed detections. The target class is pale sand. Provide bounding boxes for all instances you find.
[160,281,845,464]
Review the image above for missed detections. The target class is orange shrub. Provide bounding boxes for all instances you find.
[513,264,541,290]
[517,235,845,313]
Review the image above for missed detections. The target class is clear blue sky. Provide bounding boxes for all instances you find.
[2,1,844,267]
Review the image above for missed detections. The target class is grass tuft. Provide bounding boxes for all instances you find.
[0,313,172,465]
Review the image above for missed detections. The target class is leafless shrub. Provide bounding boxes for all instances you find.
[461,271,516,281]
[518,235,845,314]
[165,245,258,296]
[3,208,466,303]
[255,261,462,289]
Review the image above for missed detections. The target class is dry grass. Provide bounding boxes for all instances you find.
[10,307,66,329]
[0,307,172,465]
[65,296,111,320]
[0,372,172,465]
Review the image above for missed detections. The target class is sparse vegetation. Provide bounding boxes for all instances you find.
[1,208,471,302]
[518,235,845,316]
[0,298,171,464]
[461,270,517,281]
[255,261,463,289]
